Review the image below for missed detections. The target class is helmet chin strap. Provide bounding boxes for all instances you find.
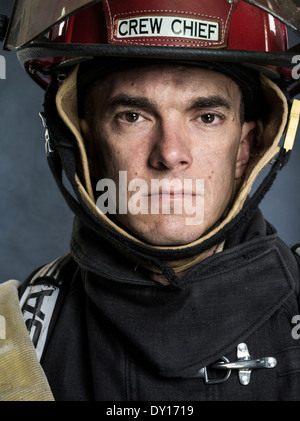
[41,67,291,286]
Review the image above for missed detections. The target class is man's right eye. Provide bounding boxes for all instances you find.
[118,112,145,123]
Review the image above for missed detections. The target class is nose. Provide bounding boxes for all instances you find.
[148,120,193,171]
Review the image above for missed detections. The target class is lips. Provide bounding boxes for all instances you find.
[145,179,198,198]
[149,191,196,199]
[125,177,204,211]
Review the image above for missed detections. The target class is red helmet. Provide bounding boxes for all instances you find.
[2,0,299,93]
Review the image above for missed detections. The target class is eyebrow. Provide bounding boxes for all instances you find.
[104,94,155,111]
[104,94,232,113]
[187,95,232,111]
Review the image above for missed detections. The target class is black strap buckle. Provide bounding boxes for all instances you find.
[39,112,54,156]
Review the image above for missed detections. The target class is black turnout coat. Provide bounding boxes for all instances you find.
[21,209,300,401]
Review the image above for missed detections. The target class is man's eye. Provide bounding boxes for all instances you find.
[199,113,222,124]
[119,112,144,123]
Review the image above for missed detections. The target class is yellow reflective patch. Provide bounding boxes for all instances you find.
[284,99,300,151]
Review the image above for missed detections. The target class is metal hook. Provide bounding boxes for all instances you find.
[184,343,277,386]
[211,343,277,385]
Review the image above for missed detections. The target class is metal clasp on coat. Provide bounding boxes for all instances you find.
[211,343,277,386]
[187,356,232,385]
[186,343,277,386]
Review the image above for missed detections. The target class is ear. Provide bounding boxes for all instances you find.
[79,118,101,178]
[235,121,256,180]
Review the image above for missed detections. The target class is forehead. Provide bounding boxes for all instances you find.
[91,64,241,105]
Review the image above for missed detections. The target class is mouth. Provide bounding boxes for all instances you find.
[148,191,196,200]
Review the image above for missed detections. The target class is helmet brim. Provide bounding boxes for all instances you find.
[18,42,298,89]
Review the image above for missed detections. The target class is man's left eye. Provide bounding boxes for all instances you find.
[199,113,221,124]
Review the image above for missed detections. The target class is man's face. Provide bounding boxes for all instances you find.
[80,65,255,246]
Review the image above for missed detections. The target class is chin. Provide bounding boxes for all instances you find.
[132,218,206,247]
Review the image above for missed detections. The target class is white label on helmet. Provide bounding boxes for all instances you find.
[116,16,219,41]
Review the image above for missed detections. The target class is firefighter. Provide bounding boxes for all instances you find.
[1,0,300,401]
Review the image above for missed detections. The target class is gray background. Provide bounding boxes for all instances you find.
[0,1,299,283]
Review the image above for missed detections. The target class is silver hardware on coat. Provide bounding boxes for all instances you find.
[212,343,277,385]
[186,343,277,386]
[190,356,232,384]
